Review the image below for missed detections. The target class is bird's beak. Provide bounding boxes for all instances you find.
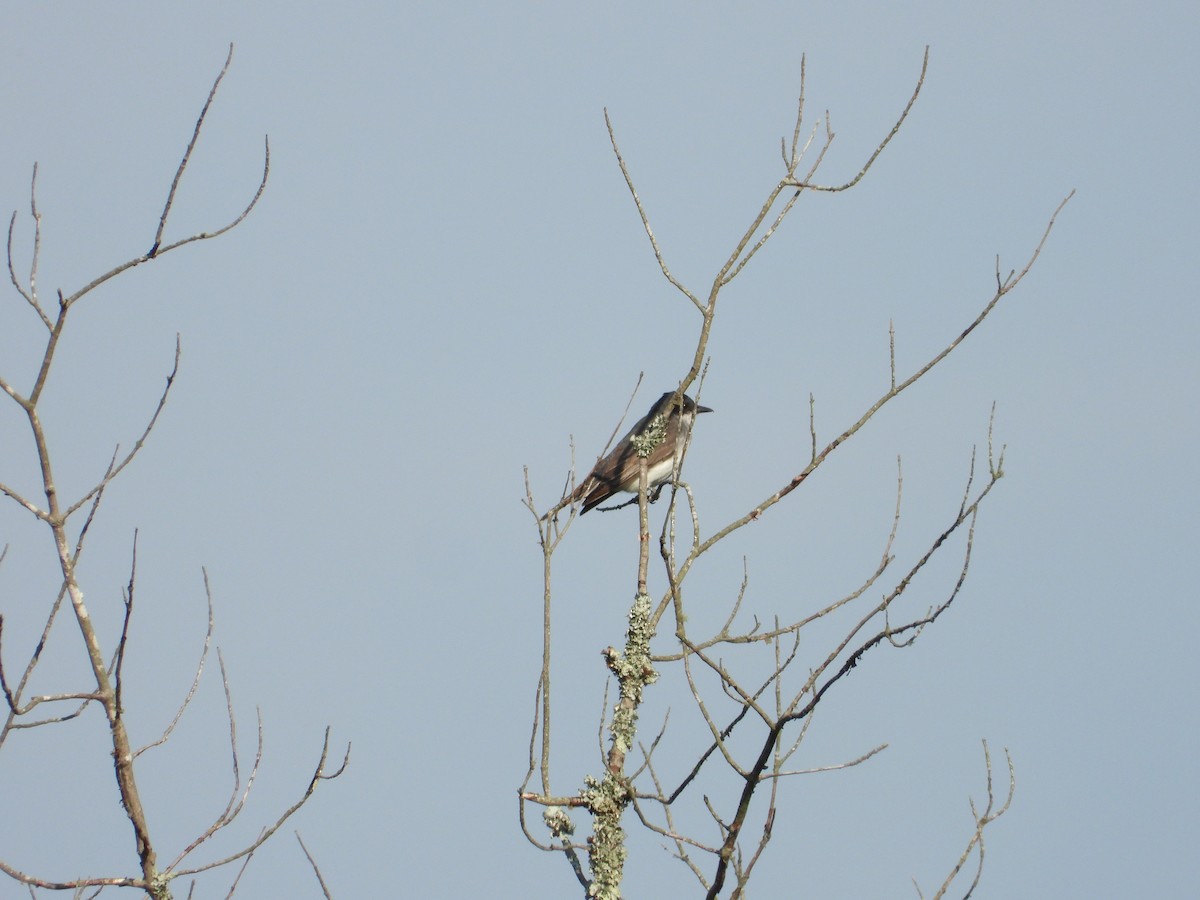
[696,405,713,414]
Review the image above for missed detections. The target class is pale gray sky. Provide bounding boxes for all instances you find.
[1,3,1195,897]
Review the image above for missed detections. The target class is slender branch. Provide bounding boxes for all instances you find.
[135,570,216,757]
[0,477,111,739]
[764,742,887,779]
[60,46,268,311]
[784,47,929,194]
[685,190,1073,565]
[172,728,350,877]
[0,479,45,520]
[63,336,182,519]
[26,294,64,409]
[146,135,269,260]
[725,99,833,283]
[605,109,703,312]
[151,44,234,256]
[112,530,139,718]
[0,858,141,892]
[705,467,996,897]
[295,833,333,900]
[166,651,259,870]
[6,163,51,329]
[929,741,1015,900]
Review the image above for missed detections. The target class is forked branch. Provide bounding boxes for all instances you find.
[919,740,1015,900]
[0,44,341,900]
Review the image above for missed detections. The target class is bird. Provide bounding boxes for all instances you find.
[566,391,712,514]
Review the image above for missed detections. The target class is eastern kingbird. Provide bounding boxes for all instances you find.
[566,391,712,514]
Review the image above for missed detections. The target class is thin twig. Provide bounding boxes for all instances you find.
[173,728,350,877]
[295,833,333,900]
[64,336,182,519]
[135,570,215,757]
[151,44,233,256]
[605,110,703,312]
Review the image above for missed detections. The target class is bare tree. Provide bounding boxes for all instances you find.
[520,49,1071,898]
[0,46,347,899]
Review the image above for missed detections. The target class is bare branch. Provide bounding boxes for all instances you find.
[666,630,804,803]
[785,47,929,194]
[656,457,902,652]
[148,134,269,260]
[6,163,51,329]
[59,47,269,311]
[0,856,141,892]
[690,190,1073,555]
[890,318,897,391]
[0,478,45,521]
[786,472,993,730]
[604,109,703,312]
[0,455,120,737]
[64,336,182,519]
[172,727,350,877]
[113,530,139,717]
[295,833,333,900]
[763,742,888,779]
[166,651,262,870]
[223,850,255,899]
[724,119,830,284]
[151,44,234,256]
[135,570,216,757]
[928,741,1015,900]
[700,451,999,898]
[808,391,817,462]
[0,581,71,738]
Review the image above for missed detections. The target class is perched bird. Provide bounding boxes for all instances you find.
[568,391,711,514]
